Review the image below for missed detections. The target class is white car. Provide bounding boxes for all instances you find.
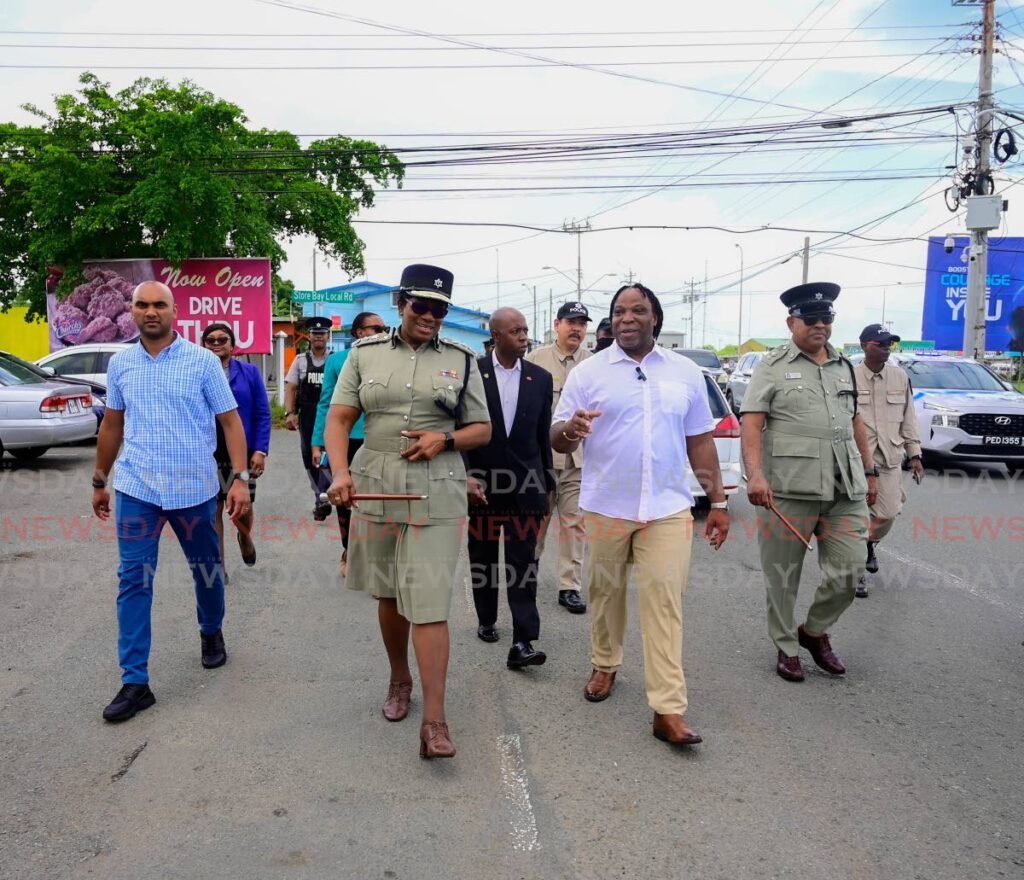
[35,342,133,385]
[888,353,1024,474]
[0,353,97,460]
[687,372,742,503]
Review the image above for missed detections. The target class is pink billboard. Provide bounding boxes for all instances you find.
[47,257,272,354]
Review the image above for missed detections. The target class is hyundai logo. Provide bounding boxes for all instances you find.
[995,416,1012,426]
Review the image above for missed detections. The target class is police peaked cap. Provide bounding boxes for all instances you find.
[780,282,840,317]
[399,264,454,303]
[304,315,332,332]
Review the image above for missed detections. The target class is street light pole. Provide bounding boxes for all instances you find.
[735,243,744,353]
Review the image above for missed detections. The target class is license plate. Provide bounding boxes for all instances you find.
[67,399,79,414]
[983,435,1023,446]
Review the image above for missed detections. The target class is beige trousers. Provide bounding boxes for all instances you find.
[537,465,584,592]
[583,509,693,716]
[869,448,906,543]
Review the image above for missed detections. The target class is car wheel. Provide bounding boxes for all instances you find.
[10,446,48,462]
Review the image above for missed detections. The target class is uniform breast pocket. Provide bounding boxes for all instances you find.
[431,374,464,418]
[358,371,392,413]
[779,385,821,414]
[885,390,905,418]
[834,378,856,415]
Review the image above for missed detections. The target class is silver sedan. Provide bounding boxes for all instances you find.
[0,353,98,461]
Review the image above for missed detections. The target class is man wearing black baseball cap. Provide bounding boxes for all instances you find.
[853,324,923,596]
[526,301,593,613]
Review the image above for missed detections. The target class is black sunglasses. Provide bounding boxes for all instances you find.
[408,300,448,319]
[799,315,835,326]
[203,335,232,345]
[358,323,388,334]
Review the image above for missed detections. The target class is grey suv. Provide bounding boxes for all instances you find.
[726,351,765,414]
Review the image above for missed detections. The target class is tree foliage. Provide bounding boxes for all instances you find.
[0,73,404,317]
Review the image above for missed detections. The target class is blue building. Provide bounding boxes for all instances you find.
[300,280,492,352]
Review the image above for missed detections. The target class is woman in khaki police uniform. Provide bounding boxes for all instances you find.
[324,264,491,759]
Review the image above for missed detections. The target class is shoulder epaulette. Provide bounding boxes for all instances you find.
[440,338,479,357]
[352,333,389,348]
[762,345,788,365]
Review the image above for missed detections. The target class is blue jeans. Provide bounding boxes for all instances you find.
[115,492,225,684]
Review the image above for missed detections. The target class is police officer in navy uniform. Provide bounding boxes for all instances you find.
[284,315,334,519]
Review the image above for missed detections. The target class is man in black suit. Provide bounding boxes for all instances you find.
[466,308,556,670]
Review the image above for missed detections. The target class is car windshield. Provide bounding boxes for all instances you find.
[681,350,722,369]
[0,354,48,385]
[902,359,1006,391]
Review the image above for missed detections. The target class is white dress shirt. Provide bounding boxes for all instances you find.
[554,342,716,522]
[492,354,521,436]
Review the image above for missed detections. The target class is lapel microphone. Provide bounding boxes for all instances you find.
[635,366,647,382]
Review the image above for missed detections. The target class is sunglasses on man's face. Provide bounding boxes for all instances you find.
[408,300,448,320]
[798,315,834,327]
[204,336,231,345]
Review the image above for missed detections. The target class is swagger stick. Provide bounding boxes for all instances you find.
[319,492,427,503]
[766,499,814,551]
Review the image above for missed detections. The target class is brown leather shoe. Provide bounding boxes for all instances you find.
[652,713,702,745]
[776,650,805,682]
[419,720,455,759]
[584,669,616,702]
[798,625,846,675]
[382,681,413,722]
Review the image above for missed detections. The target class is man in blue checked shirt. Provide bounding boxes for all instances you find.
[91,281,252,723]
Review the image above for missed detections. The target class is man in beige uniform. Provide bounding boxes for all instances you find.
[853,324,924,597]
[526,301,591,613]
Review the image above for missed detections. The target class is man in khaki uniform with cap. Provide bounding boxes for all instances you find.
[741,282,876,683]
[526,301,591,614]
[853,323,924,597]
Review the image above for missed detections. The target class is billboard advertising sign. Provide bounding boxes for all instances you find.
[46,258,272,354]
[922,236,1024,353]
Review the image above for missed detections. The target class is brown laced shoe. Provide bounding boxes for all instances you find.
[652,712,703,745]
[382,681,413,722]
[419,720,455,759]
[776,650,805,682]
[798,625,846,675]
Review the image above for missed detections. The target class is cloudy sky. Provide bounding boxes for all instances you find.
[4,0,1024,347]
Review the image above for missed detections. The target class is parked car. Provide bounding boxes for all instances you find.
[2,350,106,426]
[686,372,742,505]
[678,348,728,388]
[35,342,133,385]
[888,353,1024,474]
[726,350,767,413]
[0,353,97,461]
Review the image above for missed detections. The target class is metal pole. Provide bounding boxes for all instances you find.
[702,261,708,348]
[735,243,744,353]
[532,285,538,341]
[882,287,886,327]
[963,0,995,359]
[802,236,810,284]
[495,248,500,307]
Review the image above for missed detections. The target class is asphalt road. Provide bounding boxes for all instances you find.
[1,431,1022,880]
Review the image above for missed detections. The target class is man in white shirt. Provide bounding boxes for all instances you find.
[552,284,730,747]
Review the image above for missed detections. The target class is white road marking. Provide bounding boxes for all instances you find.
[879,546,1023,618]
[497,734,541,852]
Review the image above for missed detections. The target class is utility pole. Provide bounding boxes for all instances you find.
[312,247,318,319]
[702,261,708,348]
[495,249,500,307]
[963,0,996,359]
[735,243,745,353]
[563,219,591,297]
[801,236,810,284]
[532,285,537,340]
[687,278,697,345]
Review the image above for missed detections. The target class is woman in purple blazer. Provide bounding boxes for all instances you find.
[202,323,271,576]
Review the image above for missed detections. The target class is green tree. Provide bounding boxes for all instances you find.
[0,73,403,318]
[272,273,295,317]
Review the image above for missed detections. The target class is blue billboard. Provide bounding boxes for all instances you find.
[922,236,1024,353]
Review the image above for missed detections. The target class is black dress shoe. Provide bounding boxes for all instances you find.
[201,630,227,669]
[865,541,879,574]
[558,590,587,614]
[855,575,869,599]
[507,641,547,669]
[313,500,332,522]
[102,683,156,723]
[477,624,499,643]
